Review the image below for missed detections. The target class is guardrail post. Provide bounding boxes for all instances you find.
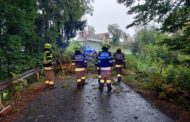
[1,91,4,101]
[8,87,11,100]
[36,72,40,81]
[0,91,2,101]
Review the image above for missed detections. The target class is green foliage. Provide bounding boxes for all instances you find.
[130,27,168,55]
[125,53,190,107]
[117,0,190,55]
[108,24,123,45]
[65,41,82,53]
[161,27,190,55]
[0,1,93,80]
[37,0,92,43]
[124,26,190,108]
[164,65,190,92]
[11,73,28,92]
[52,41,82,64]
[0,0,39,80]
[125,55,138,71]
[117,0,190,32]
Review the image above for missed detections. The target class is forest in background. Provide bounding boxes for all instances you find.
[0,0,93,80]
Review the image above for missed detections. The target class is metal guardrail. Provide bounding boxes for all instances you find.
[0,68,40,91]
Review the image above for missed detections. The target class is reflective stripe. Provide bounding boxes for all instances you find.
[98,75,101,78]
[77,79,81,82]
[49,81,54,85]
[117,74,122,77]
[100,67,111,70]
[115,65,122,67]
[45,67,53,70]
[72,63,75,66]
[81,77,86,79]
[98,56,112,59]
[75,68,85,71]
[100,79,104,83]
[98,57,104,59]
[106,80,111,83]
[45,80,49,84]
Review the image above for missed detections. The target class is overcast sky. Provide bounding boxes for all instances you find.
[86,0,136,36]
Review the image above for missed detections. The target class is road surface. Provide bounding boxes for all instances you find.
[15,75,174,122]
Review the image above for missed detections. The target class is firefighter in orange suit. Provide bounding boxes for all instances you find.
[72,49,87,88]
[113,48,125,83]
[43,43,55,88]
[97,44,113,92]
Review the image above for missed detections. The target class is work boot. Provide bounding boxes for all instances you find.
[77,82,81,88]
[49,84,56,89]
[118,77,121,83]
[99,83,104,91]
[107,83,112,92]
[98,78,101,86]
[48,81,56,89]
[45,84,50,88]
[45,80,49,87]
[81,79,86,86]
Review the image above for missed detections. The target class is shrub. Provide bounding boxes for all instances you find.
[11,73,28,93]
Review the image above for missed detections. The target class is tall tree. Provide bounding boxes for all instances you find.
[87,25,96,37]
[0,0,38,78]
[131,26,169,55]
[108,24,123,45]
[120,32,132,48]
[0,0,93,79]
[36,0,93,48]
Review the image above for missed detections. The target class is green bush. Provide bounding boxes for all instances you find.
[11,73,28,92]
[53,41,82,64]
[125,55,139,71]
[123,27,190,109]
[163,65,190,92]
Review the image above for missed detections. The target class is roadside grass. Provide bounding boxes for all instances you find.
[122,68,190,121]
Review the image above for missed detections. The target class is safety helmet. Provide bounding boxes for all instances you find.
[44,43,52,49]
[102,44,110,50]
[74,47,81,51]
[117,48,121,52]
[74,47,81,53]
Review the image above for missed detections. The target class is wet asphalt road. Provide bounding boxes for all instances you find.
[15,76,174,122]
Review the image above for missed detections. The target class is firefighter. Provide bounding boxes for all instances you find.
[97,44,113,92]
[113,48,125,83]
[43,43,55,88]
[73,48,87,88]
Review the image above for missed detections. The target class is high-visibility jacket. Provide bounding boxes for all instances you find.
[73,53,87,68]
[43,49,53,67]
[113,52,125,65]
[97,51,113,67]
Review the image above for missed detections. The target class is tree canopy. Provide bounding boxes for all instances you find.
[117,0,190,54]
[108,24,123,45]
[117,0,190,31]
[0,0,93,80]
